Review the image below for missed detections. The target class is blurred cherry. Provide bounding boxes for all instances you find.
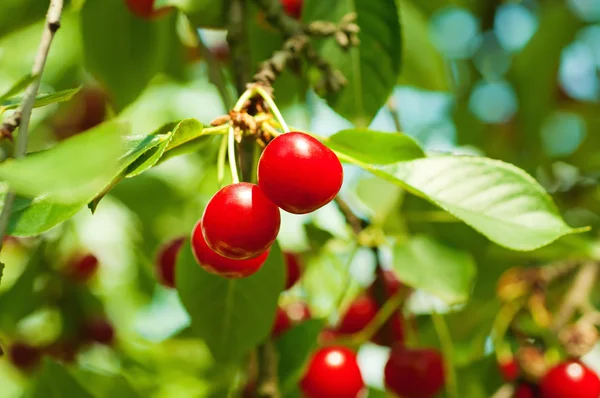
[384,346,445,398]
[156,237,184,288]
[272,307,292,337]
[82,318,115,345]
[336,295,378,335]
[283,252,302,290]
[9,342,41,371]
[67,253,99,282]
[124,0,171,19]
[53,86,107,141]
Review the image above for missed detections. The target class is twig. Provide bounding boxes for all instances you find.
[552,262,598,332]
[387,98,402,132]
[0,0,64,249]
[251,0,303,37]
[431,312,459,398]
[334,197,366,236]
[194,28,234,110]
[256,341,280,398]
[228,0,252,94]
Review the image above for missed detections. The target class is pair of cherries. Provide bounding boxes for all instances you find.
[191,132,343,278]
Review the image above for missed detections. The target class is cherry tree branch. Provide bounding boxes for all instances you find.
[0,0,65,250]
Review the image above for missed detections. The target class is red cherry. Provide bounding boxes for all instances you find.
[540,361,600,398]
[67,253,99,282]
[272,307,292,337]
[336,295,378,335]
[300,346,364,398]
[191,221,270,278]
[498,358,519,382]
[283,252,302,289]
[45,340,79,364]
[371,314,404,347]
[515,383,536,398]
[258,132,343,214]
[82,318,115,345]
[201,183,280,259]
[124,0,170,19]
[384,347,445,398]
[281,0,303,19]
[156,237,185,288]
[9,342,41,371]
[318,328,341,344]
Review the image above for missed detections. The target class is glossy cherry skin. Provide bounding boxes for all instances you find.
[67,253,99,282]
[82,318,115,345]
[9,342,41,371]
[540,361,600,398]
[191,221,270,278]
[384,347,445,398]
[156,237,185,288]
[272,307,292,337]
[336,295,378,335]
[498,358,519,382]
[300,346,365,398]
[284,252,302,290]
[258,132,343,214]
[281,0,303,19]
[515,383,536,398]
[202,183,280,260]
[124,0,170,19]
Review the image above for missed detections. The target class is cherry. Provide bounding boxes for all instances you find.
[300,346,364,398]
[82,318,115,345]
[318,328,341,344]
[67,253,99,282]
[540,360,600,398]
[498,358,519,382]
[156,237,185,288]
[371,314,405,347]
[53,86,107,140]
[368,269,403,298]
[283,252,302,290]
[124,0,170,19]
[272,307,292,337]
[45,340,79,364]
[515,383,536,398]
[336,295,378,335]
[201,183,280,260]
[191,221,270,278]
[281,0,303,19]
[384,347,445,398]
[9,342,41,371]
[258,132,343,214]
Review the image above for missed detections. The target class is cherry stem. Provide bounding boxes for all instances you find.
[350,288,405,345]
[254,86,289,133]
[228,125,240,184]
[217,134,228,186]
[492,301,523,362]
[431,312,459,398]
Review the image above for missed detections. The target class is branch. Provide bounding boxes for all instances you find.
[255,340,280,398]
[334,197,366,236]
[228,0,252,94]
[0,0,64,249]
[194,28,234,110]
[552,262,598,332]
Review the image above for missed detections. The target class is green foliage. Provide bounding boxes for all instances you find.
[157,0,230,29]
[0,74,37,101]
[176,240,285,361]
[1,87,82,111]
[304,0,402,126]
[26,360,94,398]
[393,235,475,304]
[81,0,180,110]
[276,319,325,394]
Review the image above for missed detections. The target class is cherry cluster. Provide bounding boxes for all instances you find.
[8,254,114,372]
[499,356,600,398]
[188,132,342,278]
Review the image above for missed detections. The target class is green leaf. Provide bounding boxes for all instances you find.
[156,0,230,28]
[304,0,402,126]
[392,235,475,304]
[81,0,174,110]
[397,0,449,91]
[71,369,141,398]
[2,133,166,236]
[277,319,325,394]
[1,87,82,111]
[176,241,285,361]
[0,74,37,101]
[157,118,215,164]
[326,129,424,165]
[0,121,126,204]
[25,360,94,398]
[0,0,48,38]
[346,155,584,251]
[356,177,402,224]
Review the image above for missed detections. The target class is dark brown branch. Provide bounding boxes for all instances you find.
[0,0,64,250]
[228,0,252,94]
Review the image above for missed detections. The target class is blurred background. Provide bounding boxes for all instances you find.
[0,0,599,396]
